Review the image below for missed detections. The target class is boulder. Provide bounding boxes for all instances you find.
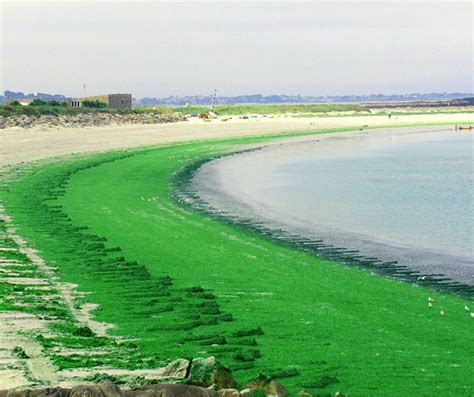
[70,386,104,397]
[97,381,123,397]
[42,389,71,397]
[187,357,236,389]
[245,374,288,397]
[123,390,161,397]
[162,358,191,378]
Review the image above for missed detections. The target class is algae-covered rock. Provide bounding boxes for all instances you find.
[245,373,288,397]
[162,358,190,378]
[187,357,236,389]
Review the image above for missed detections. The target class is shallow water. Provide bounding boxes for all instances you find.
[193,127,474,285]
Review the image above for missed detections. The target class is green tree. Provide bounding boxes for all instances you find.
[82,100,108,109]
[30,98,49,106]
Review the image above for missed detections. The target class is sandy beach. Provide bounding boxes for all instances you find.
[1,112,473,166]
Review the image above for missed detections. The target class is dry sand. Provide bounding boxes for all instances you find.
[1,113,473,166]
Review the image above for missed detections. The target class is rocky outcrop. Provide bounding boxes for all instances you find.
[0,383,218,397]
[186,356,236,389]
[0,359,297,397]
[0,112,186,129]
[126,384,218,397]
[0,379,294,397]
[162,358,191,378]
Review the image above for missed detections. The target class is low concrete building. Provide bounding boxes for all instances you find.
[67,94,132,109]
[107,94,132,109]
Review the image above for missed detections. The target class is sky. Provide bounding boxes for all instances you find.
[1,1,472,98]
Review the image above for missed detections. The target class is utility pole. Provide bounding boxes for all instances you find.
[83,83,87,98]
[210,89,217,110]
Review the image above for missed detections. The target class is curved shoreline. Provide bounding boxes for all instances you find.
[186,127,474,295]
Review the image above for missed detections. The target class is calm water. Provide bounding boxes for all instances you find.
[193,127,474,284]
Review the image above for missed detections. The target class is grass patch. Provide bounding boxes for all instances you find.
[170,103,368,115]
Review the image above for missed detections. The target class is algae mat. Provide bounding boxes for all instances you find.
[1,132,473,396]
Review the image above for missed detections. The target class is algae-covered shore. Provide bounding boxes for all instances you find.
[1,117,473,395]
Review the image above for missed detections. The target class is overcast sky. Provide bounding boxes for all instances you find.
[1,1,472,98]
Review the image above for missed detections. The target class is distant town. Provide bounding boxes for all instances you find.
[2,90,473,106]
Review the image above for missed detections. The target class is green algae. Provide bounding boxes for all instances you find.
[1,127,473,395]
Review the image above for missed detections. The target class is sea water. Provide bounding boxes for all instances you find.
[193,127,474,284]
